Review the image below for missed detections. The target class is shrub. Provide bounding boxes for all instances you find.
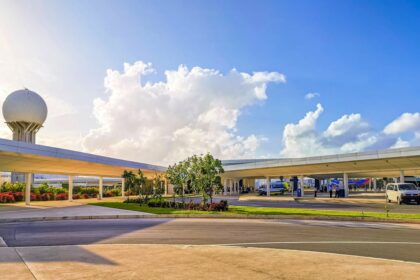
[40,192,54,201]
[55,187,67,194]
[77,187,99,197]
[103,187,123,197]
[12,192,24,202]
[0,182,25,193]
[30,193,39,201]
[109,188,121,196]
[55,193,68,200]
[72,194,81,200]
[32,184,67,195]
[0,193,15,203]
[146,199,229,212]
[124,197,145,204]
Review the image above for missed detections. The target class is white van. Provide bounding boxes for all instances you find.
[385,183,420,205]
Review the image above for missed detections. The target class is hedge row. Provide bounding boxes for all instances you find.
[147,200,229,212]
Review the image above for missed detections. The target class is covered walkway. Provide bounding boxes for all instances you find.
[0,138,166,205]
[221,146,420,197]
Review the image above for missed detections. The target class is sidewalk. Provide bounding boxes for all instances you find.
[0,199,154,223]
[1,244,418,280]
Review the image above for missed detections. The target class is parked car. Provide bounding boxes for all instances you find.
[385,183,420,205]
[258,182,287,196]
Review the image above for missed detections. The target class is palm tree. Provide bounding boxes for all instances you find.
[122,170,135,202]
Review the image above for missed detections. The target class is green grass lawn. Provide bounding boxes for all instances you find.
[90,202,224,215]
[89,202,420,220]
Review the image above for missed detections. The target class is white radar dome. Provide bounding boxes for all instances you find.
[2,89,48,125]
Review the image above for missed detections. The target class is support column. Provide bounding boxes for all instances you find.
[400,170,405,183]
[300,175,305,197]
[121,178,126,199]
[266,176,271,196]
[223,179,228,196]
[369,178,372,191]
[229,179,233,195]
[25,172,32,206]
[98,177,103,200]
[373,178,377,192]
[343,173,349,197]
[237,180,240,193]
[68,175,73,202]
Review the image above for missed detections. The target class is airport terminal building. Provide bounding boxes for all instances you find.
[2,89,420,205]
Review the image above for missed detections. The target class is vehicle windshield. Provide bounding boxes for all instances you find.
[398,184,417,190]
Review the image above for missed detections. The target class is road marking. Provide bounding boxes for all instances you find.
[217,241,420,246]
[0,236,7,247]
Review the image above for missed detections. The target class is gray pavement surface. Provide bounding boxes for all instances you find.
[1,218,419,263]
[208,194,420,213]
[0,204,153,221]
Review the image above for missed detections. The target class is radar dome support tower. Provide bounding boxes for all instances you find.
[2,89,48,183]
[6,121,43,143]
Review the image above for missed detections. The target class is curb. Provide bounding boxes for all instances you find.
[0,214,419,224]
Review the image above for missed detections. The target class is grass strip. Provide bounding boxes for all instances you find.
[90,202,420,220]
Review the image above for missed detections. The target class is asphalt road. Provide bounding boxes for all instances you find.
[1,218,419,263]
[184,195,420,213]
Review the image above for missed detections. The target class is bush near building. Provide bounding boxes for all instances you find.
[0,192,15,203]
[147,199,229,211]
[125,198,229,212]
[0,182,122,203]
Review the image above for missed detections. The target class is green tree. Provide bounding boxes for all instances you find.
[137,169,153,203]
[166,159,190,202]
[122,170,136,202]
[151,174,164,202]
[136,169,147,195]
[189,153,224,204]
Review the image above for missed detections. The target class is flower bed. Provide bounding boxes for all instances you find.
[0,184,122,203]
[0,192,15,203]
[0,191,94,203]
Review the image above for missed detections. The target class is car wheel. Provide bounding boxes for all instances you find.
[386,196,391,203]
[397,197,402,205]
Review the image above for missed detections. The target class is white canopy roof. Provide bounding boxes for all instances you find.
[0,138,165,177]
[222,147,420,179]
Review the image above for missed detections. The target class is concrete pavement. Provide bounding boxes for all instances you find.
[0,200,153,223]
[1,244,419,280]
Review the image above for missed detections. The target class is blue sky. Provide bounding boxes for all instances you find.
[0,0,419,164]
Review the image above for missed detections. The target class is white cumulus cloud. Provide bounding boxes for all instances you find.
[280,104,402,157]
[304,92,320,100]
[383,112,420,135]
[82,61,285,165]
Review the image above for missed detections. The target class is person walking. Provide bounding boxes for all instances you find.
[327,184,333,198]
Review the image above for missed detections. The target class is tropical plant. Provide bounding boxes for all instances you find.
[122,170,136,202]
[166,159,190,202]
[0,182,25,193]
[189,153,224,203]
[151,174,164,202]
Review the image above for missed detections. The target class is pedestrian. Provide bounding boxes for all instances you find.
[327,184,333,198]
